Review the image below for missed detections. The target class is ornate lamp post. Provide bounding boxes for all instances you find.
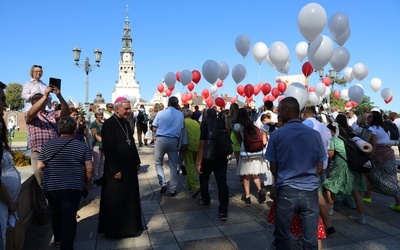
[72,46,102,118]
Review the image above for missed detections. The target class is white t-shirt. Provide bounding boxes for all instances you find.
[392,118,400,137]
[303,117,331,169]
[254,110,278,129]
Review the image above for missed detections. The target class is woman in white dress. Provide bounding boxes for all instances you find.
[234,108,268,204]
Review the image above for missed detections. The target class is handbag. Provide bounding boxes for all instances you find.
[6,211,25,250]
[178,121,189,151]
[144,130,153,140]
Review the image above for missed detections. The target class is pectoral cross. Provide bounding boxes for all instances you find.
[126,138,131,145]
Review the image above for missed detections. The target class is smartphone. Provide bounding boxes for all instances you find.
[49,77,61,90]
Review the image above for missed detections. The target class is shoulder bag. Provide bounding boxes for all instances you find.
[178,121,189,151]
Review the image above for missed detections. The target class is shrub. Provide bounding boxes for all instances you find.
[12,150,31,166]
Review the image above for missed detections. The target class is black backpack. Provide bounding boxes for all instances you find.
[203,115,233,161]
[335,135,373,174]
[137,111,148,124]
[383,121,400,140]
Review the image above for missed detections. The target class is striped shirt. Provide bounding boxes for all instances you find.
[26,110,59,153]
[39,137,92,191]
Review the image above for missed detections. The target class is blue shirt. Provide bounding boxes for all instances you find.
[265,119,327,191]
[152,107,184,138]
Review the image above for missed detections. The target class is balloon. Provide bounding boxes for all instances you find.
[230,97,237,104]
[125,94,137,104]
[202,60,220,84]
[355,83,364,89]
[345,101,352,108]
[164,72,176,88]
[244,84,254,98]
[165,89,172,97]
[370,78,382,92]
[277,81,287,93]
[206,98,213,108]
[315,82,326,97]
[341,89,349,100]
[295,41,308,62]
[351,101,358,107]
[265,49,275,67]
[180,69,192,86]
[333,90,340,99]
[352,63,368,81]
[308,86,315,92]
[343,67,354,82]
[187,82,194,91]
[324,86,331,98]
[232,64,246,84]
[262,83,271,95]
[176,71,181,82]
[210,84,218,94]
[168,85,175,91]
[253,85,261,96]
[216,80,223,88]
[302,61,314,78]
[381,88,392,100]
[264,94,275,102]
[237,85,244,95]
[307,35,334,70]
[335,27,351,46]
[246,97,253,103]
[157,84,164,93]
[277,61,290,74]
[328,12,350,42]
[181,94,188,103]
[202,89,209,99]
[268,41,290,70]
[297,3,327,42]
[384,96,393,104]
[252,42,268,64]
[330,47,350,72]
[277,95,285,103]
[187,92,193,101]
[309,91,321,105]
[192,70,201,83]
[322,77,331,86]
[271,87,280,98]
[348,85,364,104]
[218,61,229,80]
[284,82,309,110]
[215,97,225,108]
[235,34,251,57]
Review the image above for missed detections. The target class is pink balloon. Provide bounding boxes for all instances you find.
[157,84,164,93]
[216,80,223,87]
[264,94,275,102]
[271,87,280,98]
[333,90,340,99]
[253,85,261,96]
[308,86,315,92]
[230,97,237,103]
[187,82,195,91]
[206,99,213,108]
[322,77,331,86]
[345,101,352,108]
[237,85,245,95]
[202,89,209,99]
[165,89,172,97]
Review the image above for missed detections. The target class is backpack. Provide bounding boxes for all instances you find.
[243,124,264,153]
[335,135,373,174]
[203,115,233,161]
[383,121,400,140]
[137,111,148,124]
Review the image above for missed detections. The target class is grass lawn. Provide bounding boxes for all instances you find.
[9,131,27,142]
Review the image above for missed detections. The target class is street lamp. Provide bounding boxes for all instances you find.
[72,46,102,118]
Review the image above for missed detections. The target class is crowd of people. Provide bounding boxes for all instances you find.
[1,65,400,249]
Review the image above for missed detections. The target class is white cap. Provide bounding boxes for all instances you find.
[371,107,381,113]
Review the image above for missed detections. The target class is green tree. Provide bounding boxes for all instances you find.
[328,90,374,116]
[5,83,24,111]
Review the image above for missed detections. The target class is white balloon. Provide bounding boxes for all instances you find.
[180,69,192,86]
[308,91,321,105]
[202,60,220,84]
[315,82,326,96]
[348,85,364,104]
[210,84,218,94]
[341,89,349,100]
[328,12,350,41]
[370,78,382,92]
[284,82,308,110]
[330,47,350,72]
[218,61,229,80]
[268,41,290,70]
[324,86,331,98]
[343,67,354,83]
[297,3,327,42]
[307,35,334,70]
[355,83,364,89]
[231,64,247,84]
[235,34,251,57]
[335,27,351,46]
[164,72,176,88]
[381,88,392,100]
[277,61,290,74]
[265,48,275,67]
[353,63,368,80]
[295,41,308,62]
[252,42,268,64]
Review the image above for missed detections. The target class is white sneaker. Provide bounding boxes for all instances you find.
[327,204,334,216]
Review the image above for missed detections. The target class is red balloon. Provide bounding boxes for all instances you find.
[181,94,188,103]
[202,89,209,99]
[165,89,172,97]
[246,96,253,103]
[333,90,340,99]
[277,81,287,93]
[264,94,275,102]
[271,87,280,98]
[345,101,352,108]
[244,84,254,98]
[216,80,223,88]
[237,85,244,95]
[384,96,393,104]
[187,92,193,100]
[176,71,181,82]
[230,97,237,103]
[351,101,358,107]
[308,86,315,92]
[187,82,195,91]
[168,85,175,91]
[253,85,261,96]
[206,99,213,108]
[277,95,285,103]
[262,83,271,95]
[302,61,314,78]
[322,77,331,86]
[192,70,201,83]
[157,84,164,93]
[215,97,225,108]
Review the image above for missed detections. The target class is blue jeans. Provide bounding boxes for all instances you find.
[274,186,319,250]
[154,136,179,192]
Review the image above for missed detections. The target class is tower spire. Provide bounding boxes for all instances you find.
[121,4,132,53]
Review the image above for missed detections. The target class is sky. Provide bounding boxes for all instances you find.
[0,0,399,111]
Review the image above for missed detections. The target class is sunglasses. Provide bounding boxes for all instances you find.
[33,65,42,68]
